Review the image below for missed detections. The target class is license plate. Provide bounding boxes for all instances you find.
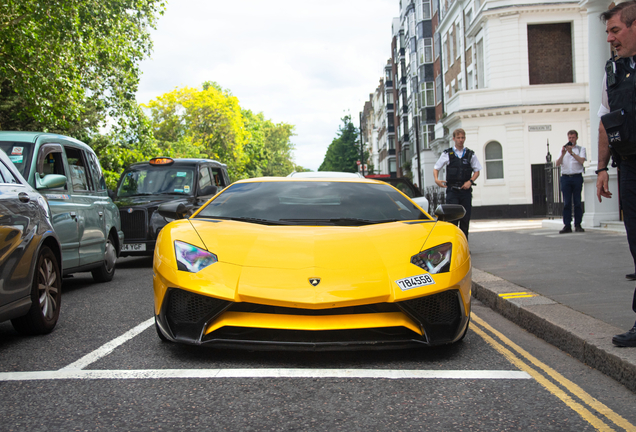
[122,243,146,252]
[395,274,435,291]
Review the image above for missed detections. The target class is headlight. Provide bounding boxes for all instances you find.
[410,243,452,274]
[175,241,217,272]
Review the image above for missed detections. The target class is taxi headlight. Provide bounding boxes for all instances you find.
[411,243,452,274]
[175,241,217,273]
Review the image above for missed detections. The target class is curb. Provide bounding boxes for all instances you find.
[471,268,636,393]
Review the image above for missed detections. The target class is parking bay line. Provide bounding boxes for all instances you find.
[0,369,530,381]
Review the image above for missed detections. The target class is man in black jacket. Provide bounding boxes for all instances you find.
[598,1,636,347]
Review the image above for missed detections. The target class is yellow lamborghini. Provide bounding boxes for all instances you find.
[152,177,471,350]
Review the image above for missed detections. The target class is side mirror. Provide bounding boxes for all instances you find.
[158,201,189,220]
[434,204,466,222]
[198,185,218,197]
[35,173,67,190]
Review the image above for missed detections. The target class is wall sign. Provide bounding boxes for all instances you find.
[528,125,551,132]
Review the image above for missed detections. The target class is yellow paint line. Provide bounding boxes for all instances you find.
[498,292,530,296]
[471,323,613,431]
[500,294,536,299]
[472,313,634,431]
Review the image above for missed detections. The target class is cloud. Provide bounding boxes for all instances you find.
[137,0,395,171]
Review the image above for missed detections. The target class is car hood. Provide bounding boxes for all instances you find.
[115,195,193,209]
[156,218,468,307]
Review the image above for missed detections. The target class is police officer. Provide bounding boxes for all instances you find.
[433,128,482,238]
[598,1,636,347]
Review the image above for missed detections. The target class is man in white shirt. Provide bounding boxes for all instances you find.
[555,130,587,233]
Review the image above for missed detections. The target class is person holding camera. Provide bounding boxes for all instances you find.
[555,130,587,234]
[433,128,481,238]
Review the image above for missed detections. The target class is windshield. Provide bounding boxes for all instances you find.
[117,166,195,197]
[0,142,33,177]
[195,181,431,226]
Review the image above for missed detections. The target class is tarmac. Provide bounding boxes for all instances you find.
[468,218,636,393]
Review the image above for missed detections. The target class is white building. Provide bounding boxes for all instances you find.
[429,0,591,218]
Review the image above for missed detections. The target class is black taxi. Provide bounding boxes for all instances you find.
[114,157,230,256]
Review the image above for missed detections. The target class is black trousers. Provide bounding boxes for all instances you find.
[446,187,472,238]
[619,159,636,275]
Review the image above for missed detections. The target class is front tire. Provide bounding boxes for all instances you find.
[12,246,62,335]
[91,235,117,282]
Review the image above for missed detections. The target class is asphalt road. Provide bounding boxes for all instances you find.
[1,256,635,431]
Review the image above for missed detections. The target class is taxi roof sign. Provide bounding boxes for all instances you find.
[149,157,174,166]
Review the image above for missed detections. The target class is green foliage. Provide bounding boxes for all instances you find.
[0,0,166,133]
[319,115,365,173]
[144,83,301,181]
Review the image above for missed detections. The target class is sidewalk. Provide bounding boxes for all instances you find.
[469,219,636,392]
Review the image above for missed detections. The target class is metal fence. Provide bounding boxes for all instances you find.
[545,162,563,218]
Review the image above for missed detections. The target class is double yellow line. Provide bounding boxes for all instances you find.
[471,313,634,431]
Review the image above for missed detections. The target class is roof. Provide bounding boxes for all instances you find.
[127,158,227,169]
[0,131,87,147]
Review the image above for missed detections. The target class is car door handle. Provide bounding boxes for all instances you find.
[98,211,104,217]
[70,211,77,220]
[18,192,30,203]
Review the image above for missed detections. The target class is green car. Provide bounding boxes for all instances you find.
[0,131,124,282]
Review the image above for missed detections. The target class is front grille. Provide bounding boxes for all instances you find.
[168,289,228,324]
[120,209,147,240]
[401,290,461,325]
[227,302,400,315]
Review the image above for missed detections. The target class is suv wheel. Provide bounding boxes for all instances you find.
[12,246,62,335]
[91,235,117,282]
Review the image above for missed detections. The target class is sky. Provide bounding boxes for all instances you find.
[136,0,398,171]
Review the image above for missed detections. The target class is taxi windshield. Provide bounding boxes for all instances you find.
[0,142,33,177]
[117,166,195,197]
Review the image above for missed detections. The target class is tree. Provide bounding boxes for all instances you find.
[319,115,364,172]
[0,0,166,133]
[144,83,249,180]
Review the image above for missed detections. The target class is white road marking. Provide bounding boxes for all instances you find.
[59,318,155,371]
[0,369,531,381]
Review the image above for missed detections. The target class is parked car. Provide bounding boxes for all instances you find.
[365,175,430,213]
[153,176,470,349]
[0,131,124,282]
[0,149,62,334]
[114,157,230,256]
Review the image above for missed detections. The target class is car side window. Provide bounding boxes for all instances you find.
[0,161,18,184]
[86,151,106,191]
[64,147,91,192]
[41,152,67,190]
[211,168,225,187]
[198,166,213,190]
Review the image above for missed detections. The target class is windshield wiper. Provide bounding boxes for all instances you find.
[159,191,189,195]
[279,218,381,226]
[196,216,290,225]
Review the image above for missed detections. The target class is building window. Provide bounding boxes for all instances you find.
[422,0,431,19]
[389,136,395,150]
[434,33,440,61]
[423,38,433,63]
[485,141,504,179]
[421,81,434,106]
[476,38,485,88]
[527,23,573,85]
[455,23,461,59]
[436,75,443,104]
[420,123,435,149]
[389,157,397,173]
